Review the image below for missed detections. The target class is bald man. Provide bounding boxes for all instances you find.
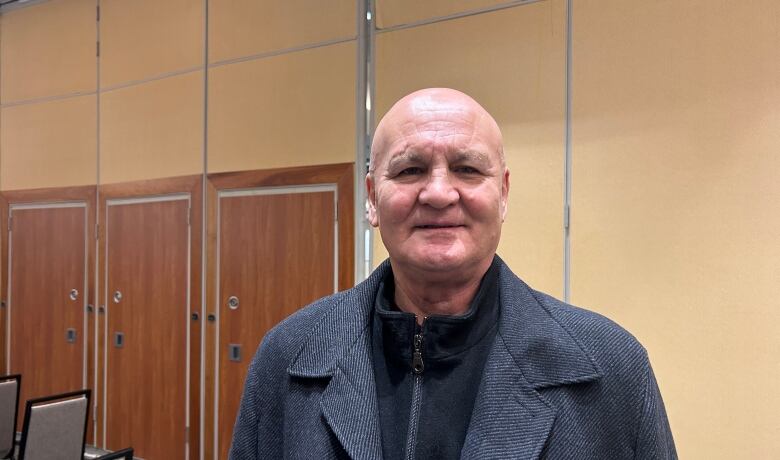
[230,89,676,459]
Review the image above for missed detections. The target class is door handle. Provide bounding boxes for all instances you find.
[227,296,239,310]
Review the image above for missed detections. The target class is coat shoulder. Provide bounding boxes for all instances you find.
[530,289,650,378]
[524,290,677,459]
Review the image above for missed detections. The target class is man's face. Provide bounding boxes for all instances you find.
[367,91,509,277]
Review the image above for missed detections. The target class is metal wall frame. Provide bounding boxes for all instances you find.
[355,0,375,282]
[563,0,573,302]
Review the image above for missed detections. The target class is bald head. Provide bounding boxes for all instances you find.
[370,88,504,175]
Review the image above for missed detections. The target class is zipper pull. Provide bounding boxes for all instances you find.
[412,333,424,374]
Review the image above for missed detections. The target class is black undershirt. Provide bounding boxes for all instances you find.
[371,257,500,459]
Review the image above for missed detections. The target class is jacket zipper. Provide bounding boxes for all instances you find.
[405,320,425,460]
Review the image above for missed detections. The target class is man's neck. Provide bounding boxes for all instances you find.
[392,260,492,324]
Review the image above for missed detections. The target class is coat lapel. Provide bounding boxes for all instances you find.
[463,260,603,459]
[461,336,556,459]
[320,325,383,460]
[287,263,389,460]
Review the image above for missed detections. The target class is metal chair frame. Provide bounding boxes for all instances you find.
[94,447,134,460]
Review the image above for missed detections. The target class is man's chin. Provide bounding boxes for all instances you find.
[399,252,472,274]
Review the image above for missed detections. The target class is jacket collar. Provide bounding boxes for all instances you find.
[287,261,386,379]
[288,257,602,386]
[287,257,602,459]
[460,261,602,458]
[493,260,603,388]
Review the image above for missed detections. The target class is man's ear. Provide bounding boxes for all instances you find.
[366,173,379,227]
[501,168,510,221]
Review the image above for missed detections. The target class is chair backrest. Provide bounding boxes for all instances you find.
[0,375,21,459]
[95,447,134,460]
[18,389,90,460]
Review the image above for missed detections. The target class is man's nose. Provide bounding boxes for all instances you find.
[418,172,459,208]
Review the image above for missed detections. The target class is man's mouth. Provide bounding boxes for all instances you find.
[415,224,462,229]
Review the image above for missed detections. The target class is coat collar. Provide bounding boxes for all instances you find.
[493,260,603,389]
[287,257,602,459]
[460,261,602,458]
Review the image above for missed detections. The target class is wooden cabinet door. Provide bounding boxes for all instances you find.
[105,196,190,459]
[8,203,88,427]
[216,186,336,459]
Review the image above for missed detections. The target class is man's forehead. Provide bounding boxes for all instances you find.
[392,96,481,130]
[380,121,495,164]
[371,88,504,170]
[381,103,491,150]
[389,118,478,146]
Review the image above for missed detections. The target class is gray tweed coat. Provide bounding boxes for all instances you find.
[229,258,676,459]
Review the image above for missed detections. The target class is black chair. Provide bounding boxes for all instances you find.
[95,447,134,460]
[0,374,21,459]
[18,389,90,460]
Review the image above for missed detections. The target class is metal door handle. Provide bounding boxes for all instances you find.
[113,291,122,303]
[227,296,239,310]
[69,289,79,301]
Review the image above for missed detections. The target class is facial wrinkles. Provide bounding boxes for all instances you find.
[373,101,480,173]
[390,119,478,170]
[413,106,474,139]
[383,148,493,184]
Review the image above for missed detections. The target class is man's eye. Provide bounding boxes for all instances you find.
[454,166,479,174]
[397,167,423,176]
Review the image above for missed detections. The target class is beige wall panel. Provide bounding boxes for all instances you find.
[100,72,203,184]
[1,95,97,190]
[376,0,518,29]
[208,0,355,64]
[571,1,780,458]
[373,1,566,296]
[99,0,203,88]
[208,42,356,173]
[0,0,96,102]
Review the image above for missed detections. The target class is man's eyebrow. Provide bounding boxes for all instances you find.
[387,151,425,170]
[451,150,490,164]
[386,150,492,171]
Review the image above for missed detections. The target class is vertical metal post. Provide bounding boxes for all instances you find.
[563,0,573,303]
[355,0,376,282]
[201,0,209,458]
[95,0,103,446]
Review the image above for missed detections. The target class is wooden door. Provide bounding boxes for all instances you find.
[8,203,88,427]
[216,186,337,459]
[105,196,190,459]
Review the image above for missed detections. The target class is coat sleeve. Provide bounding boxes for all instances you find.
[634,356,677,460]
[229,332,286,460]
